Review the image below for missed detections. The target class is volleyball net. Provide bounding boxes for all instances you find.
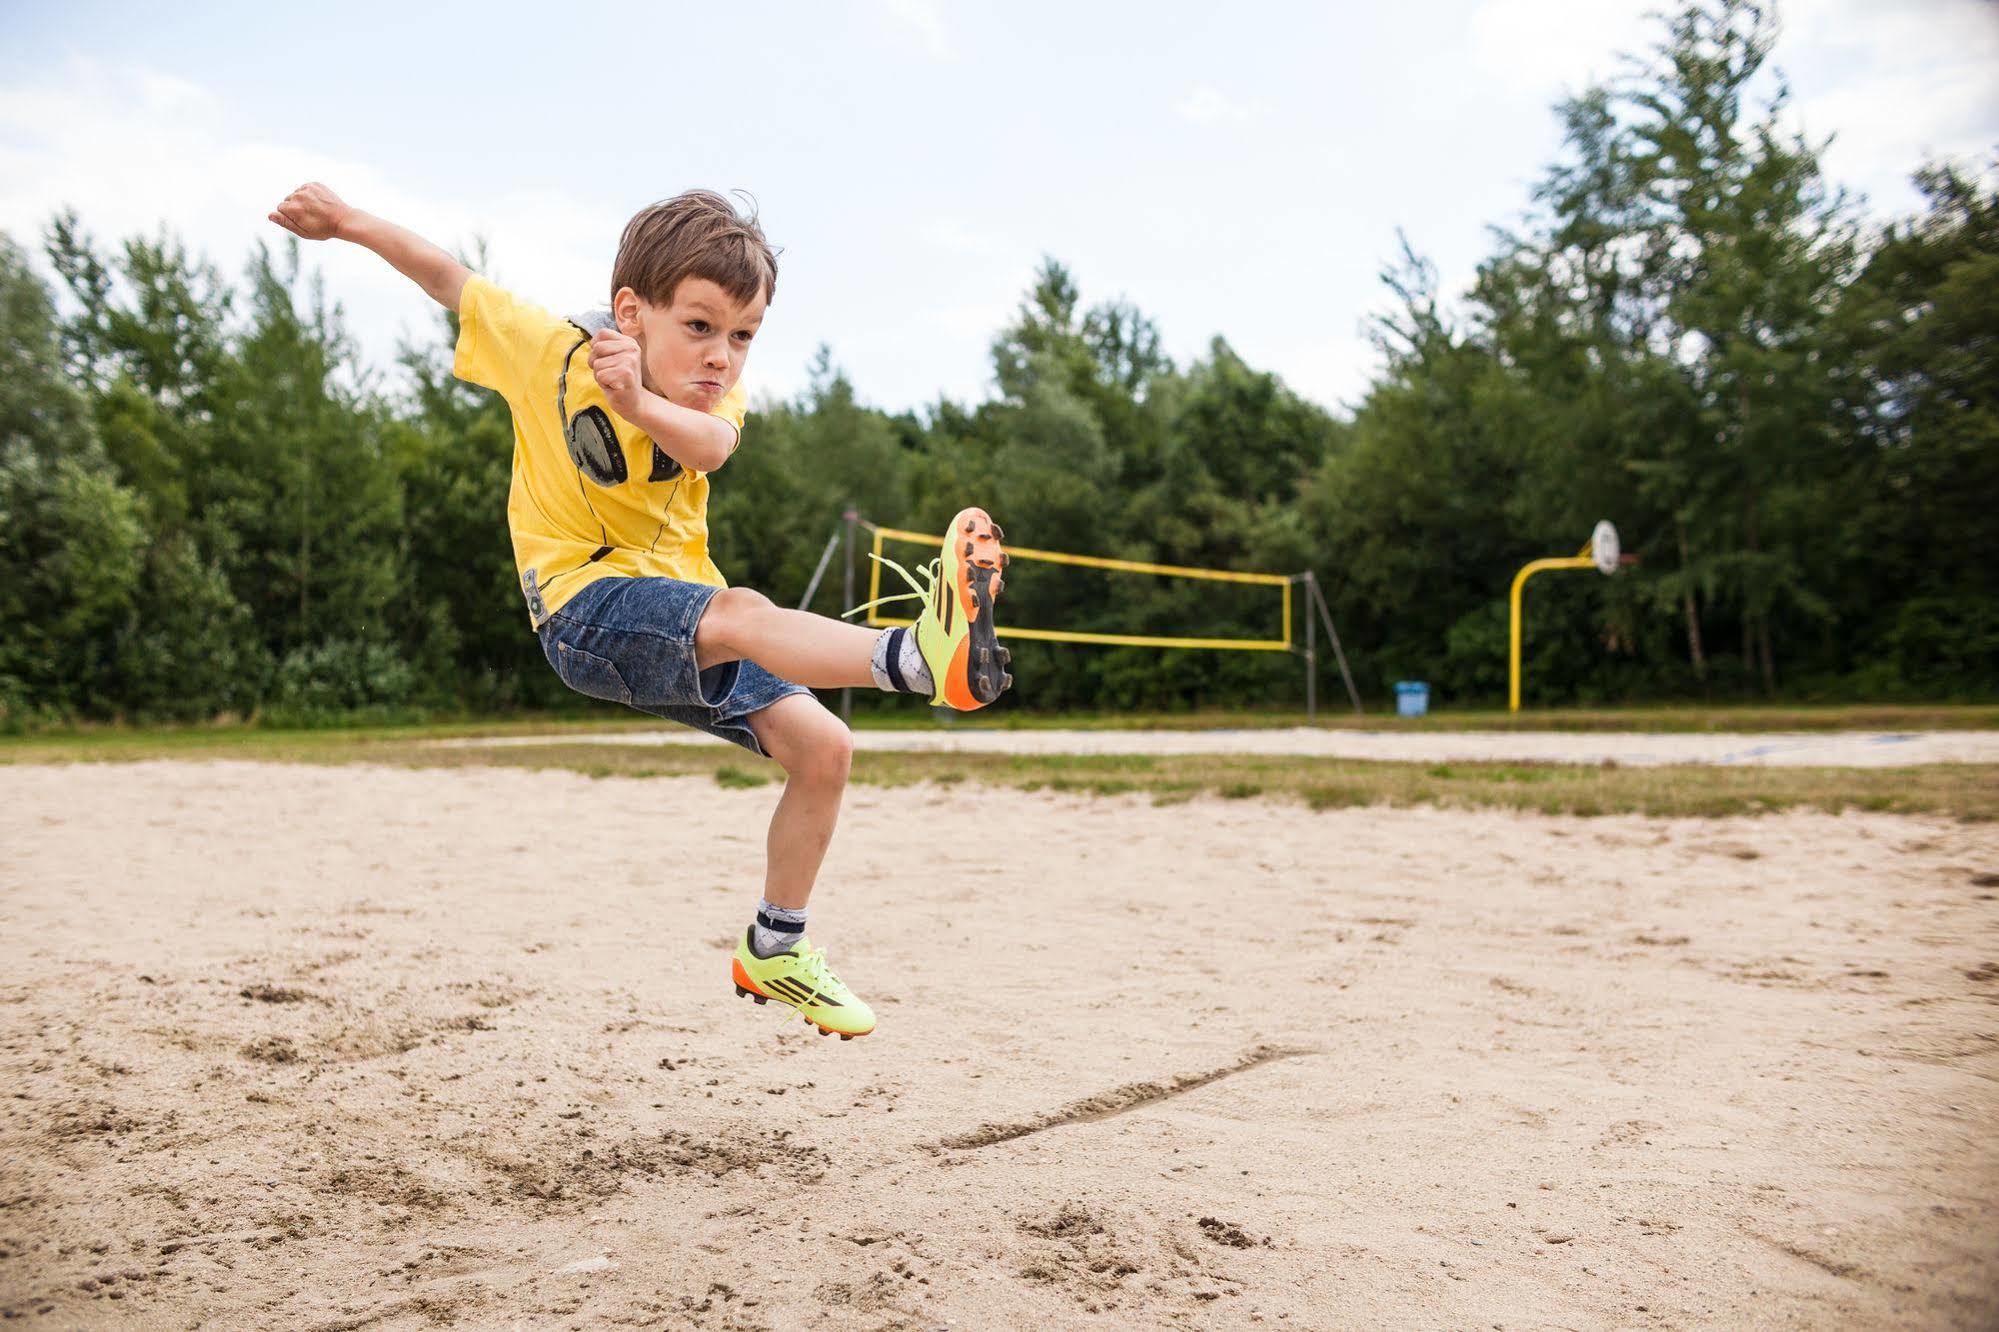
[866,523,1296,652]
[797,514,1361,715]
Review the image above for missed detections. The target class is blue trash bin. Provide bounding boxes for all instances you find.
[1394,681,1430,718]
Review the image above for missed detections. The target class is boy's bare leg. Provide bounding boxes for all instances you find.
[744,693,853,910]
[731,693,876,1039]
[694,587,886,686]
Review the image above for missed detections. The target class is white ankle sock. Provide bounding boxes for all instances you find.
[752,900,806,957]
[868,627,933,696]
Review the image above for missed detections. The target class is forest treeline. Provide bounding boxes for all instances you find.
[2,0,1993,726]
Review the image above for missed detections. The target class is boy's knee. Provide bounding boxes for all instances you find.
[702,586,773,649]
[780,714,853,788]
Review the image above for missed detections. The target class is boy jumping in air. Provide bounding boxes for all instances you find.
[268,183,1011,1041]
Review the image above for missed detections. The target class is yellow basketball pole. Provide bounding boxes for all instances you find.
[1508,541,1596,713]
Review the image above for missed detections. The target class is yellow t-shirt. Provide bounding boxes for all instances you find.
[452,275,749,627]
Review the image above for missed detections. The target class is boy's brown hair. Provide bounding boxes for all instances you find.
[611,190,777,309]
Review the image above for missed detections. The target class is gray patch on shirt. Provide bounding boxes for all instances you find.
[521,568,549,625]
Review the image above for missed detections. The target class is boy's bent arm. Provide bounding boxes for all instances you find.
[624,392,739,474]
[269,183,471,312]
[587,328,739,473]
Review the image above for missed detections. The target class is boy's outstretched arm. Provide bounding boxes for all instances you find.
[269,183,470,312]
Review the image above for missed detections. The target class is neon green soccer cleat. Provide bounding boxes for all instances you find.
[845,506,1011,711]
[731,930,877,1039]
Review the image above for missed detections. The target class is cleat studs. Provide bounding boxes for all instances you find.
[1000,672,1014,691]
[754,995,768,1005]
[963,540,974,557]
[963,519,975,533]
[734,985,748,997]
[840,1033,854,1041]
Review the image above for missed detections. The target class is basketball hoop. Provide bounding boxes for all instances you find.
[1591,520,1620,577]
[1510,519,1629,711]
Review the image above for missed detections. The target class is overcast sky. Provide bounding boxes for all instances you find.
[3,0,1994,416]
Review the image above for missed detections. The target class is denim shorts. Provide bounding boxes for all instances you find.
[537,576,811,757]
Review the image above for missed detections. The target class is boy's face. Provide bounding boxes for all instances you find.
[613,278,765,412]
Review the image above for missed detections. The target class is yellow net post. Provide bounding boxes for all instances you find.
[840,507,858,722]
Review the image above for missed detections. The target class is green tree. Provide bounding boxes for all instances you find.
[0,235,146,719]
[1836,161,1999,692]
[391,293,554,710]
[1335,0,1874,706]
[1619,0,1860,692]
[223,241,407,660]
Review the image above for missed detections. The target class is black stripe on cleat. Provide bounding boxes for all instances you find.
[963,563,1010,705]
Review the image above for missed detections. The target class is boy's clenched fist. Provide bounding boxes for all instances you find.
[589,327,646,420]
[268,183,352,242]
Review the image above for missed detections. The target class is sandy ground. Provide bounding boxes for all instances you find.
[439,727,1999,768]
[2,760,1996,1331]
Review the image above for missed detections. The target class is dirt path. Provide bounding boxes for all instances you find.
[439,727,1999,767]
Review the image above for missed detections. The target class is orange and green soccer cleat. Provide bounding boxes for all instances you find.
[845,506,1011,710]
[731,930,877,1039]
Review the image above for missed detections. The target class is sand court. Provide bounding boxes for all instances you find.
[2,759,1995,1328]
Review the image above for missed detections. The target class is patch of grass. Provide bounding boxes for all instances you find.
[1017,753,1161,772]
[1044,777,1141,797]
[4,700,1994,760]
[5,723,1997,821]
[1303,784,1373,811]
[1429,763,1563,784]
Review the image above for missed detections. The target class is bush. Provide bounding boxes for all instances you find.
[1888,597,1999,694]
[264,638,417,726]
